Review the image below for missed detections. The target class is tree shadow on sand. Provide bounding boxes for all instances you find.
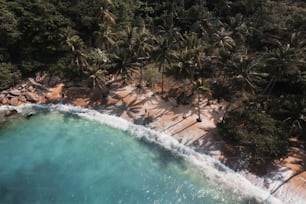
[108,98,146,118]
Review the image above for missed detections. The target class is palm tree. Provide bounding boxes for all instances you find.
[264,35,305,94]
[90,69,108,90]
[227,48,265,97]
[153,37,175,94]
[265,38,305,81]
[267,96,306,138]
[109,48,139,83]
[193,78,211,122]
[99,6,116,26]
[93,6,117,51]
[118,25,137,52]
[213,27,236,52]
[172,48,193,80]
[133,27,154,87]
[93,24,117,51]
[62,29,88,73]
[157,24,183,48]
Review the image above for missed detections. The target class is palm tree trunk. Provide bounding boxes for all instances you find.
[161,65,164,94]
[139,61,143,88]
[197,93,202,122]
[270,170,305,195]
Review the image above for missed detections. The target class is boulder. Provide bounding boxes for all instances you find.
[25,92,39,103]
[9,97,19,106]
[18,95,27,103]
[0,94,4,101]
[28,78,48,90]
[28,86,34,92]
[9,89,21,96]
[1,96,8,105]
[36,72,50,84]
[48,75,61,87]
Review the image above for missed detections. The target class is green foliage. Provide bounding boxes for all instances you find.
[219,105,289,166]
[0,63,21,90]
[0,0,20,46]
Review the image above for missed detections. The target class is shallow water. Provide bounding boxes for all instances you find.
[0,106,280,204]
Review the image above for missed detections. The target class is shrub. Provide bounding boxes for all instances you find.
[218,105,289,168]
[0,63,21,91]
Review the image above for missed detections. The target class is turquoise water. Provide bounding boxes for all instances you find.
[0,111,257,204]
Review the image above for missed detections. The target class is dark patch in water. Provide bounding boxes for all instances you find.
[241,197,261,204]
[62,112,81,123]
[137,137,188,171]
[0,161,85,204]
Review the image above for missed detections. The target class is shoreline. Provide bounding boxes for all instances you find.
[1,78,305,203]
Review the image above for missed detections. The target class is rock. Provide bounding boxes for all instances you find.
[45,92,52,100]
[48,75,61,87]
[28,86,34,92]
[25,111,36,119]
[9,89,21,96]
[18,95,27,103]
[0,94,4,101]
[42,74,50,85]
[1,96,8,105]
[25,92,39,103]
[4,109,18,117]
[28,78,48,90]
[9,97,19,106]
[36,72,50,84]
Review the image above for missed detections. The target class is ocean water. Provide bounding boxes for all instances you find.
[0,105,281,204]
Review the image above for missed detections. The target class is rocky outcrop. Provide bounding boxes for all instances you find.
[9,90,21,96]
[0,73,62,106]
[48,75,61,87]
[25,92,39,103]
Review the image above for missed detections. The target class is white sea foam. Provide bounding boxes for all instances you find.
[1,104,301,204]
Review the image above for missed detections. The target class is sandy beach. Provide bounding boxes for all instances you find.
[1,79,305,203]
